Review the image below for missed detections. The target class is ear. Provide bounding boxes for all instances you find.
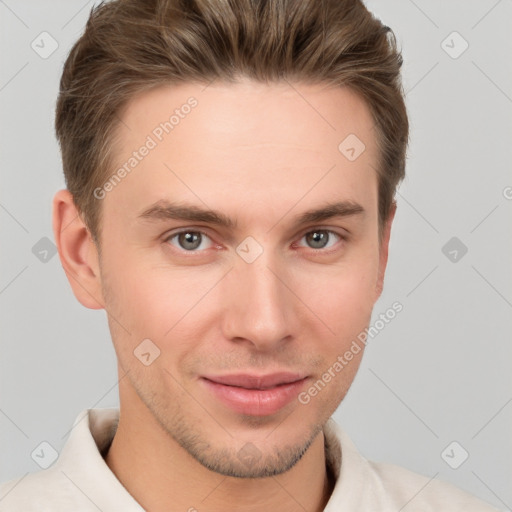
[52,189,105,309]
[374,201,396,301]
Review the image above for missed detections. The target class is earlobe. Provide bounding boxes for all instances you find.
[52,189,105,310]
[375,201,396,301]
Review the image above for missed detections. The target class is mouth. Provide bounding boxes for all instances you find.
[203,372,306,389]
[200,373,309,416]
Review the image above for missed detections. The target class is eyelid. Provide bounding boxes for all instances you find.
[303,225,350,237]
[296,225,349,241]
[163,227,212,242]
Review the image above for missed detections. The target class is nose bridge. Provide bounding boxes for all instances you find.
[221,248,293,348]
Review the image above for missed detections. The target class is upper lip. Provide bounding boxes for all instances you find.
[202,372,307,390]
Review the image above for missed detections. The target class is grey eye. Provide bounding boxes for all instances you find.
[301,230,341,250]
[167,231,213,251]
[178,232,202,250]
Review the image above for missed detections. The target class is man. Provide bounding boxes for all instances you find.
[0,0,499,510]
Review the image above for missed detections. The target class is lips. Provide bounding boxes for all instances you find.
[202,372,306,389]
[200,372,309,416]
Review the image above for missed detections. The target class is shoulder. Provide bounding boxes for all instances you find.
[0,408,142,512]
[324,419,500,511]
[367,459,501,511]
[0,469,97,512]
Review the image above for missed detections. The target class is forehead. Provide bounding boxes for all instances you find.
[117,79,375,153]
[103,80,379,227]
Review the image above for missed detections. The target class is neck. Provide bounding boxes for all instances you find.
[104,386,335,512]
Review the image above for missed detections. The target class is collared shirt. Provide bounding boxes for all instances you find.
[0,408,499,511]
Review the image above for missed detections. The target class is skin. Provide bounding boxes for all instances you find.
[53,79,395,512]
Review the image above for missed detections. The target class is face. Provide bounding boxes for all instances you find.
[92,80,390,477]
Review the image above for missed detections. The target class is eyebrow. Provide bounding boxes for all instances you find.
[137,199,365,229]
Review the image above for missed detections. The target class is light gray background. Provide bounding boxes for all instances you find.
[1,0,511,509]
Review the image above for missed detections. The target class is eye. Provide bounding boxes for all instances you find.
[297,230,342,250]
[165,230,214,251]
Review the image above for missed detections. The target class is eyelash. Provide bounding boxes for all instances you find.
[163,228,346,255]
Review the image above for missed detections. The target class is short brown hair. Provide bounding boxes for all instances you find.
[55,0,408,243]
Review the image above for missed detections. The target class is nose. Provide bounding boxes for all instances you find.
[220,251,296,351]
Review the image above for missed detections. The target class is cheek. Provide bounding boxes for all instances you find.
[100,250,221,350]
[295,252,379,332]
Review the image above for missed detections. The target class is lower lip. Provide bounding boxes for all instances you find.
[201,377,308,416]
